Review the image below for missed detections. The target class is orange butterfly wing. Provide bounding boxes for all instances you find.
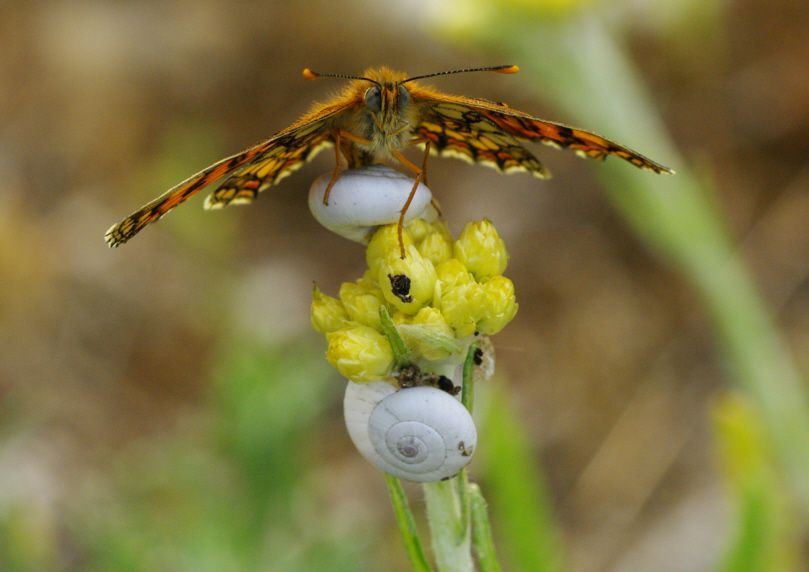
[105,100,353,247]
[415,99,551,178]
[411,89,673,176]
[203,113,339,210]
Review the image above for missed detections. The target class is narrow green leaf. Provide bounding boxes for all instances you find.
[469,484,502,572]
[482,387,564,572]
[379,306,411,369]
[456,469,470,541]
[385,475,433,572]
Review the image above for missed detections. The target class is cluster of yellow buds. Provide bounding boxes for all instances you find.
[311,218,518,383]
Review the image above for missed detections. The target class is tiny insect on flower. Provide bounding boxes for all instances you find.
[376,243,438,314]
[105,64,673,252]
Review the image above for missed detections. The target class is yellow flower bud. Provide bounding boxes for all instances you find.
[435,259,475,290]
[339,280,384,330]
[418,231,453,266]
[377,244,437,314]
[453,219,509,281]
[326,325,393,382]
[439,281,487,337]
[311,286,349,334]
[406,218,432,244]
[477,276,518,335]
[431,220,454,243]
[433,259,474,310]
[366,224,414,273]
[356,269,380,291]
[399,307,459,360]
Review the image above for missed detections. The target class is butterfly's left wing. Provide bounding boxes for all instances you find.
[203,115,336,210]
[105,101,351,247]
[410,88,673,175]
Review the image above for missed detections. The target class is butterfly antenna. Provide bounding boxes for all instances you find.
[401,64,519,84]
[302,68,380,86]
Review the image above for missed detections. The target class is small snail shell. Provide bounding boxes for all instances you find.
[308,165,436,243]
[344,381,477,482]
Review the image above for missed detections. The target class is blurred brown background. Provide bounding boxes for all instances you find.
[2,1,808,570]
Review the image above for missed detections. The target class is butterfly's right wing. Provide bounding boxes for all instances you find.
[410,86,672,176]
[105,101,352,247]
[413,98,551,179]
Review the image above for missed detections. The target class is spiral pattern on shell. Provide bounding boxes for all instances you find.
[344,381,477,482]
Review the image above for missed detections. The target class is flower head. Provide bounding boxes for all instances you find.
[313,218,517,377]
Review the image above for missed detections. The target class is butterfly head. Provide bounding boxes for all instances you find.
[359,68,413,133]
[302,64,520,138]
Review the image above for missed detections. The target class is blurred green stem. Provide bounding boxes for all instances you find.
[714,395,798,570]
[481,386,564,572]
[452,9,809,519]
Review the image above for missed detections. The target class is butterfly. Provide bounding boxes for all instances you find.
[105,65,673,253]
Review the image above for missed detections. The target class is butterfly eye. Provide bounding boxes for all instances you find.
[364,86,382,112]
[398,85,409,106]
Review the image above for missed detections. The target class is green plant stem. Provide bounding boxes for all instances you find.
[456,342,478,542]
[385,475,433,572]
[470,483,502,572]
[380,300,502,572]
[424,479,473,572]
[461,341,477,412]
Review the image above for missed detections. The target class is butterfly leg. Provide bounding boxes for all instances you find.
[323,129,376,205]
[392,150,426,259]
[420,142,445,217]
[411,138,442,217]
[420,141,431,187]
[322,132,344,206]
[323,130,376,204]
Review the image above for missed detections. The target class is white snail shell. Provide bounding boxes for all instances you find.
[344,381,477,482]
[308,165,436,243]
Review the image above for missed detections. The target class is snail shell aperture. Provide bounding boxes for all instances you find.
[344,381,477,482]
